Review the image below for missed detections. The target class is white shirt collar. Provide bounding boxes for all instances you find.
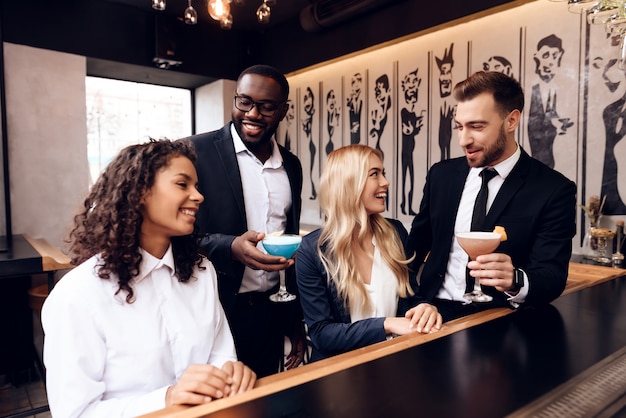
[230,123,283,168]
[470,143,521,180]
[136,244,175,284]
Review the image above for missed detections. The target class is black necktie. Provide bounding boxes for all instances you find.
[466,168,498,293]
[471,168,498,232]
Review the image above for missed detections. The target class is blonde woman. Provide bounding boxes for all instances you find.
[295,145,442,361]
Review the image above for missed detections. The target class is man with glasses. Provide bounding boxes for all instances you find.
[187,65,305,378]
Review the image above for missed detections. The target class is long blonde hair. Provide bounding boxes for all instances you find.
[318,144,414,312]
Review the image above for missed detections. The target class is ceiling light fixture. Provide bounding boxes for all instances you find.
[557,1,626,68]
[184,0,198,24]
[151,0,277,30]
[256,0,271,24]
[152,0,166,11]
[207,0,231,21]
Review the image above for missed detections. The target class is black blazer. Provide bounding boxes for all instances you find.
[409,148,577,307]
[296,218,425,361]
[187,124,303,316]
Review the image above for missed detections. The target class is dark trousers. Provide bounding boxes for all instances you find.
[230,290,283,378]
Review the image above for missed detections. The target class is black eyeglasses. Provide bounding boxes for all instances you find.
[234,95,284,117]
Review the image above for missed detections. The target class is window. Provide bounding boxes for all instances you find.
[86,77,192,185]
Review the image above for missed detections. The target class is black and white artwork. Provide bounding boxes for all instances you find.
[396,52,428,224]
[429,42,466,164]
[276,93,297,154]
[321,77,343,167]
[589,27,626,217]
[344,71,366,145]
[368,61,395,216]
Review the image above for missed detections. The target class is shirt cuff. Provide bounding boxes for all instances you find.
[504,268,529,307]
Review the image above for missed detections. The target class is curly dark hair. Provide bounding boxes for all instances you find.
[67,138,204,303]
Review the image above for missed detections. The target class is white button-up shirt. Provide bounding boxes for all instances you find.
[42,246,236,418]
[350,238,399,321]
[231,124,292,293]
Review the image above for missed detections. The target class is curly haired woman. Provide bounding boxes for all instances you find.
[295,144,442,362]
[42,138,255,417]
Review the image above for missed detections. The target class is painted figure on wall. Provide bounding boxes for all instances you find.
[483,55,514,78]
[283,99,295,152]
[598,35,626,215]
[528,34,573,169]
[326,89,340,155]
[302,86,317,200]
[346,73,363,144]
[400,68,424,216]
[436,43,455,161]
[370,74,392,158]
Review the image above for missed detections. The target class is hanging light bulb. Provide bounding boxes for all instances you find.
[184,0,198,24]
[220,13,234,29]
[208,0,231,21]
[152,0,166,11]
[256,1,271,24]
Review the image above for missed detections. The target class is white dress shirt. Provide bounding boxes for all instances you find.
[231,124,292,293]
[350,238,399,321]
[438,144,529,303]
[42,246,236,418]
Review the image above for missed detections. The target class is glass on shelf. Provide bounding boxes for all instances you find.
[590,227,616,264]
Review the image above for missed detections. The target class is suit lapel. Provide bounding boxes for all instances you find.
[449,160,470,221]
[213,125,247,221]
[441,160,469,240]
[485,150,530,224]
[279,147,300,231]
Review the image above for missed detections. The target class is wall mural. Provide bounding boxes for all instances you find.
[345,71,366,145]
[280,0,626,250]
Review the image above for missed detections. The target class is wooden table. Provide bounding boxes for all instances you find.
[0,234,73,288]
[141,262,626,418]
[0,234,72,416]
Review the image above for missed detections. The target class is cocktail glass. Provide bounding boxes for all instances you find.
[456,231,502,303]
[261,234,302,302]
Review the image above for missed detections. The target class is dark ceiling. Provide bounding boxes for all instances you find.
[1,0,522,89]
[103,0,312,31]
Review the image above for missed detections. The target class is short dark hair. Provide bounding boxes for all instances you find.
[237,64,289,101]
[453,71,524,117]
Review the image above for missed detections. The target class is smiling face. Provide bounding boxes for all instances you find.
[454,92,519,168]
[361,153,389,215]
[140,156,204,254]
[232,73,287,158]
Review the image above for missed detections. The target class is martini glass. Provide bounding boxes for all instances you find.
[262,234,302,302]
[456,231,502,303]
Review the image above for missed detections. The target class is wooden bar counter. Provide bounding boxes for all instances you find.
[142,262,626,418]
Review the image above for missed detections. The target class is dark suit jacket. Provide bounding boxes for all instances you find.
[296,219,426,362]
[409,148,576,308]
[187,124,303,317]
